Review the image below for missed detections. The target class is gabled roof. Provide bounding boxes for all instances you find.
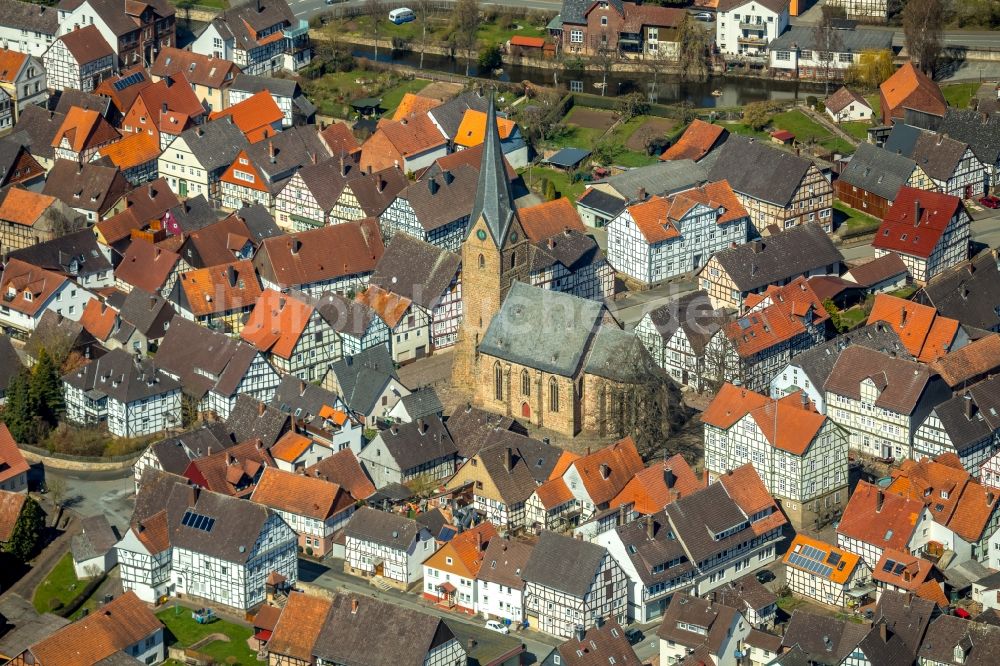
[837,480,922,553]
[786,323,910,397]
[251,466,349,520]
[42,160,128,215]
[454,108,516,148]
[254,218,383,289]
[824,345,934,414]
[780,611,870,664]
[267,592,331,662]
[655,592,742,657]
[376,416,457,472]
[211,0,295,52]
[178,118,249,172]
[837,142,919,201]
[151,47,239,89]
[393,92,443,121]
[844,253,909,288]
[725,278,829,358]
[783,534,863,585]
[930,335,1000,388]
[183,438,272,497]
[154,317,264,399]
[557,621,642,666]
[517,197,587,242]
[660,119,728,162]
[285,153,363,214]
[50,107,120,154]
[522,530,608,597]
[10,106,65,161]
[704,385,828,455]
[424,522,497,578]
[24,592,161,666]
[872,549,946,606]
[114,240,180,293]
[610,455,702,515]
[226,394,289,447]
[240,289,315,359]
[707,135,816,207]
[78,298,118,342]
[0,0,57,36]
[867,293,960,362]
[344,506,424,548]
[873,186,964,262]
[880,62,946,118]
[642,290,729,354]
[327,344,400,415]
[0,188,57,227]
[0,426,27,489]
[916,250,1000,332]
[0,337,24,400]
[345,166,408,218]
[99,132,161,169]
[370,234,460,310]
[56,24,114,64]
[306,448,376,501]
[209,91,283,142]
[396,164,479,232]
[569,438,645,507]
[173,259,261,318]
[0,259,68,317]
[318,122,360,156]
[936,108,1000,167]
[826,86,872,115]
[476,536,532,588]
[708,223,842,293]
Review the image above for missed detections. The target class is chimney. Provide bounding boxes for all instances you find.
[196,126,204,137]
[914,199,922,226]
[646,514,654,540]
[664,466,675,489]
[878,621,888,642]
[801,392,809,409]
[256,0,262,11]
[467,638,477,653]
[351,598,359,614]
[964,393,974,419]
[505,447,513,471]
[575,626,586,642]
[876,490,885,512]
[377,177,386,193]
[417,417,426,434]
[340,153,347,177]
[269,141,276,163]
[636,186,646,201]
[900,307,908,327]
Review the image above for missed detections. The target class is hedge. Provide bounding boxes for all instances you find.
[57,573,106,618]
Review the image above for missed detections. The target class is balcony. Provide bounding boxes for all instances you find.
[739,21,766,31]
[284,20,309,40]
[737,35,768,46]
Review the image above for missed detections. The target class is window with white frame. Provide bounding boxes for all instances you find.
[570,30,583,43]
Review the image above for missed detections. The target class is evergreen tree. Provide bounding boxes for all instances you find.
[4,496,45,562]
[2,370,34,444]
[30,348,63,426]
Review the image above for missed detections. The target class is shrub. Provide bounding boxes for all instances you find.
[545,180,557,201]
[806,95,818,108]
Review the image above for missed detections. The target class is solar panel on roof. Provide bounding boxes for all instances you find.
[112,72,145,91]
[827,552,841,566]
[181,509,215,533]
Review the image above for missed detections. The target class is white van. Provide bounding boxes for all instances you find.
[389,8,415,24]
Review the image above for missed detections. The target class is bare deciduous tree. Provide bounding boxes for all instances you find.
[903,0,944,75]
[365,0,386,64]
[676,13,710,82]
[813,6,844,94]
[415,0,434,69]
[452,0,480,76]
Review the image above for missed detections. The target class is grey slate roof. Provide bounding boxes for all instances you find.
[328,344,400,415]
[476,536,532,588]
[11,106,65,162]
[665,482,752,564]
[427,91,489,140]
[344,506,424,548]
[62,348,181,404]
[444,405,526,460]
[313,593,457,666]
[708,135,816,207]
[767,25,892,53]
[0,595,69,661]
[601,159,708,201]
[616,512,693,587]
[241,126,330,195]
[371,234,461,309]
[526,229,604,275]
[915,251,1000,332]
[645,290,729,355]
[271,375,343,427]
[153,317,262,399]
[583,327,663,382]
[522,530,608,597]
[710,224,843,293]
[917,615,1000,666]
[838,142,919,201]
[787,323,910,394]
[115,288,176,340]
[401,164,479,232]
[230,73,299,98]
[5,229,110,281]
[871,590,934,656]
[469,94,518,248]
[377,415,457,471]
[226,394,290,447]
[167,195,220,234]
[143,423,234,476]
[71,514,119,562]
[937,109,1000,167]
[780,611,870,666]
[55,89,111,117]
[883,122,923,157]
[931,375,1000,452]
[577,187,626,217]
[397,388,444,421]
[180,119,249,172]
[561,0,623,24]
[479,282,604,377]
[291,155,363,213]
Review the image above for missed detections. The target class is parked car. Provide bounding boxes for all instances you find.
[694,11,714,21]
[979,195,1000,209]
[955,607,972,619]
[485,620,509,634]
[756,569,776,584]
[389,7,415,23]
[625,628,644,645]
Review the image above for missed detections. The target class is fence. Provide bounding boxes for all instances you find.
[18,442,143,465]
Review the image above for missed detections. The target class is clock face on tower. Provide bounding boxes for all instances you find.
[477,229,487,241]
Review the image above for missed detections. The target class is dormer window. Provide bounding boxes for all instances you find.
[941,489,949,499]
[23,291,31,302]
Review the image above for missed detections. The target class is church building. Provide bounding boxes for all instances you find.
[452,95,668,438]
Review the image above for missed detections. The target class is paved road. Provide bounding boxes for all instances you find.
[43,466,136,535]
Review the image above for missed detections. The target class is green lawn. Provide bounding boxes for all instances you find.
[476,21,547,46]
[33,552,87,614]
[772,109,830,144]
[777,595,808,613]
[834,200,881,233]
[157,607,258,666]
[527,166,587,202]
[888,284,919,300]
[942,82,979,109]
[864,94,882,121]
[840,121,871,141]
[720,122,770,140]
[380,78,431,114]
[613,150,660,167]
[834,307,868,332]
[821,136,856,156]
[547,123,605,151]
[326,14,547,50]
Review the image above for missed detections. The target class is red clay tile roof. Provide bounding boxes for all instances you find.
[134,73,206,132]
[717,464,780,520]
[881,62,946,118]
[177,259,261,318]
[57,24,114,64]
[209,90,283,143]
[454,109,516,148]
[837,480,922,552]
[114,240,180,293]
[0,489,27,542]
[27,591,162,666]
[661,119,727,162]
[0,49,27,84]
[534,477,573,509]
[184,439,273,497]
[269,431,314,464]
[362,113,446,170]
[626,196,679,243]
[749,391,827,455]
[319,122,360,156]
[151,47,239,90]
[510,35,545,48]
[610,455,703,515]
[306,449,376,501]
[255,218,384,289]
[134,509,170,554]
[423,522,498,577]
[79,298,118,341]
[701,383,771,430]
[570,437,645,506]
[725,278,829,357]
[673,180,748,224]
[931,334,1000,388]
[421,143,517,181]
[267,591,332,661]
[872,187,964,261]
[355,284,411,328]
[517,197,587,242]
[0,259,69,317]
[783,534,862,585]
[392,93,443,121]
[0,424,29,486]
[51,106,120,152]
[826,86,870,115]
[99,132,161,169]
[252,466,349,520]
[872,548,946,607]
[867,293,960,362]
[0,189,56,227]
[240,288,315,359]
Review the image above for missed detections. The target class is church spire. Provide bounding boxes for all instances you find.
[468,91,516,247]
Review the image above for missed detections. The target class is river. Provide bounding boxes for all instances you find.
[350,45,826,107]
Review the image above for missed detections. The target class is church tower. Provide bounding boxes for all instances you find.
[451,93,528,390]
